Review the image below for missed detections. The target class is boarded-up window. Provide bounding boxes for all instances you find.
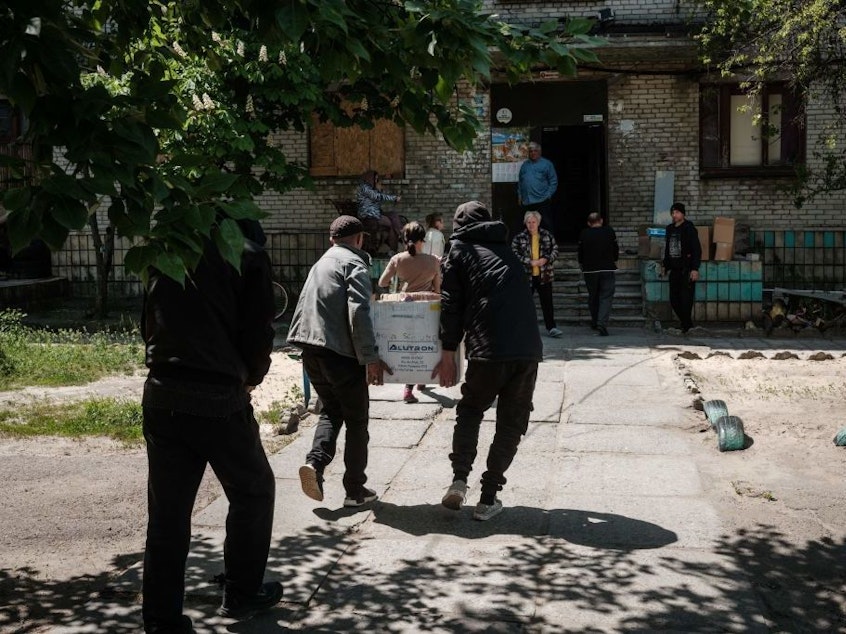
[309,115,404,178]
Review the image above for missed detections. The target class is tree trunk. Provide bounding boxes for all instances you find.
[88,212,114,319]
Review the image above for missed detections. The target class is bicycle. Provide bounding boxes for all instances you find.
[273,281,289,321]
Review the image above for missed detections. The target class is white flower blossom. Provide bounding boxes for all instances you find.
[360,96,369,112]
[192,94,204,110]
[390,96,400,108]
[212,32,221,44]
[259,45,268,62]
[278,50,288,65]
[202,93,215,110]
[172,41,186,58]
[96,65,107,77]
[236,41,245,57]
[246,94,255,114]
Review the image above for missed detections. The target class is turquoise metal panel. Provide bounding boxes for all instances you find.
[805,231,815,247]
[729,283,741,301]
[751,281,763,299]
[764,231,774,247]
[728,261,740,281]
[706,283,717,300]
[824,231,835,248]
[784,231,795,248]
[740,282,752,301]
[695,283,705,301]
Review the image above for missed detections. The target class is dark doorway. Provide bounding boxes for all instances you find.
[542,125,607,245]
[490,80,608,247]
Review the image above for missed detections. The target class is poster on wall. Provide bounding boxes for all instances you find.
[491,127,530,183]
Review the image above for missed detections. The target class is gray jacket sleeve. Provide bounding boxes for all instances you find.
[345,260,380,365]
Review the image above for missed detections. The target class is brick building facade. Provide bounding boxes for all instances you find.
[51,0,846,297]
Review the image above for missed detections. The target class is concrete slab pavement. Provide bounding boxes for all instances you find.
[103,326,846,632]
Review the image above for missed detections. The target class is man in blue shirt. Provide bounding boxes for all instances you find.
[517,142,558,233]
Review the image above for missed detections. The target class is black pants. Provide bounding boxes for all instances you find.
[669,269,696,330]
[531,276,557,331]
[584,271,616,328]
[142,405,275,633]
[450,359,538,499]
[301,349,370,496]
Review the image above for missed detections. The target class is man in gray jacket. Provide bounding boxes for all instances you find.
[288,215,391,507]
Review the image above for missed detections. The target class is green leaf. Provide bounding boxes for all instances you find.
[39,215,70,252]
[154,251,187,286]
[219,199,262,220]
[195,171,240,197]
[3,188,31,211]
[276,2,311,41]
[5,206,41,254]
[52,198,91,231]
[125,245,159,276]
[213,218,244,271]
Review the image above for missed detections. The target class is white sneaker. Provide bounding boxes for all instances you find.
[473,498,503,521]
[548,327,563,338]
[441,480,467,510]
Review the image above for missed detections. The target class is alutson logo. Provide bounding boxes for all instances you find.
[388,343,437,352]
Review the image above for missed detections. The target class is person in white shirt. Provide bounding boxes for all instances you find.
[421,212,446,260]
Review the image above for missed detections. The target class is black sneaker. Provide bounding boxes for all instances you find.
[343,487,378,507]
[218,581,284,618]
[597,325,609,336]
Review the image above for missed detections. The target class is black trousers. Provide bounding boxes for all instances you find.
[669,269,696,330]
[584,271,616,328]
[531,276,557,331]
[301,349,370,496]
[450,359,538,499]
[142,405,275,633]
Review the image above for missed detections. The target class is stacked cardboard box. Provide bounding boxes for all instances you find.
[697,226,712,261]
[713,217,735,261]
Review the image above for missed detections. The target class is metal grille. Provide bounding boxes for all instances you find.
[750,230,846,291]
[51,229,331,300]
[265,230,329,301]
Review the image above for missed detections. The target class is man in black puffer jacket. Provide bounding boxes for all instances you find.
[140,219,282,632]
[433,201,543,521]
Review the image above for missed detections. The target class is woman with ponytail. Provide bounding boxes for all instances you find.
[378,220,441,403]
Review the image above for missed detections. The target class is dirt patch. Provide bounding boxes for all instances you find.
[677,350,846,631]
[0,350,304,585]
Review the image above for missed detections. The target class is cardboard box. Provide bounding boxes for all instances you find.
[698,226,712,261]
[714,242,733,261]
[712,217,736,244]
[638,226,665,259]
[648,238,664,260]
[371,298,463,384]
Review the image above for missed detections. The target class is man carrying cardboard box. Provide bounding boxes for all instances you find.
[288,215,392,508]
[662,202,702,333]
[433,201,543,521]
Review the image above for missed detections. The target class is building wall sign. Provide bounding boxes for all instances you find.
[495,108,513,124]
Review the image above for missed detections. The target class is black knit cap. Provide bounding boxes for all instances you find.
[453,200,491,228]
[330,215,364,238]
[670,202,686,215]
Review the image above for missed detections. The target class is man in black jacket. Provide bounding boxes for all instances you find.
[662,202,702,333]
[578,212,619,336]
[140,220,282,632]
[433,201,543,521]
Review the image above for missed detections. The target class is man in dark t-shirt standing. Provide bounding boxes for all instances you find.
[662,202,702,332]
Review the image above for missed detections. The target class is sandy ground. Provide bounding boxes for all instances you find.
[0,349,305,587]
[1,340,845,631]
[674,348,846,630]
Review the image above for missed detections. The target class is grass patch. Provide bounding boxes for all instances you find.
[0,397,143,444]
[256,384,304,426]
[0,309,143,391]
